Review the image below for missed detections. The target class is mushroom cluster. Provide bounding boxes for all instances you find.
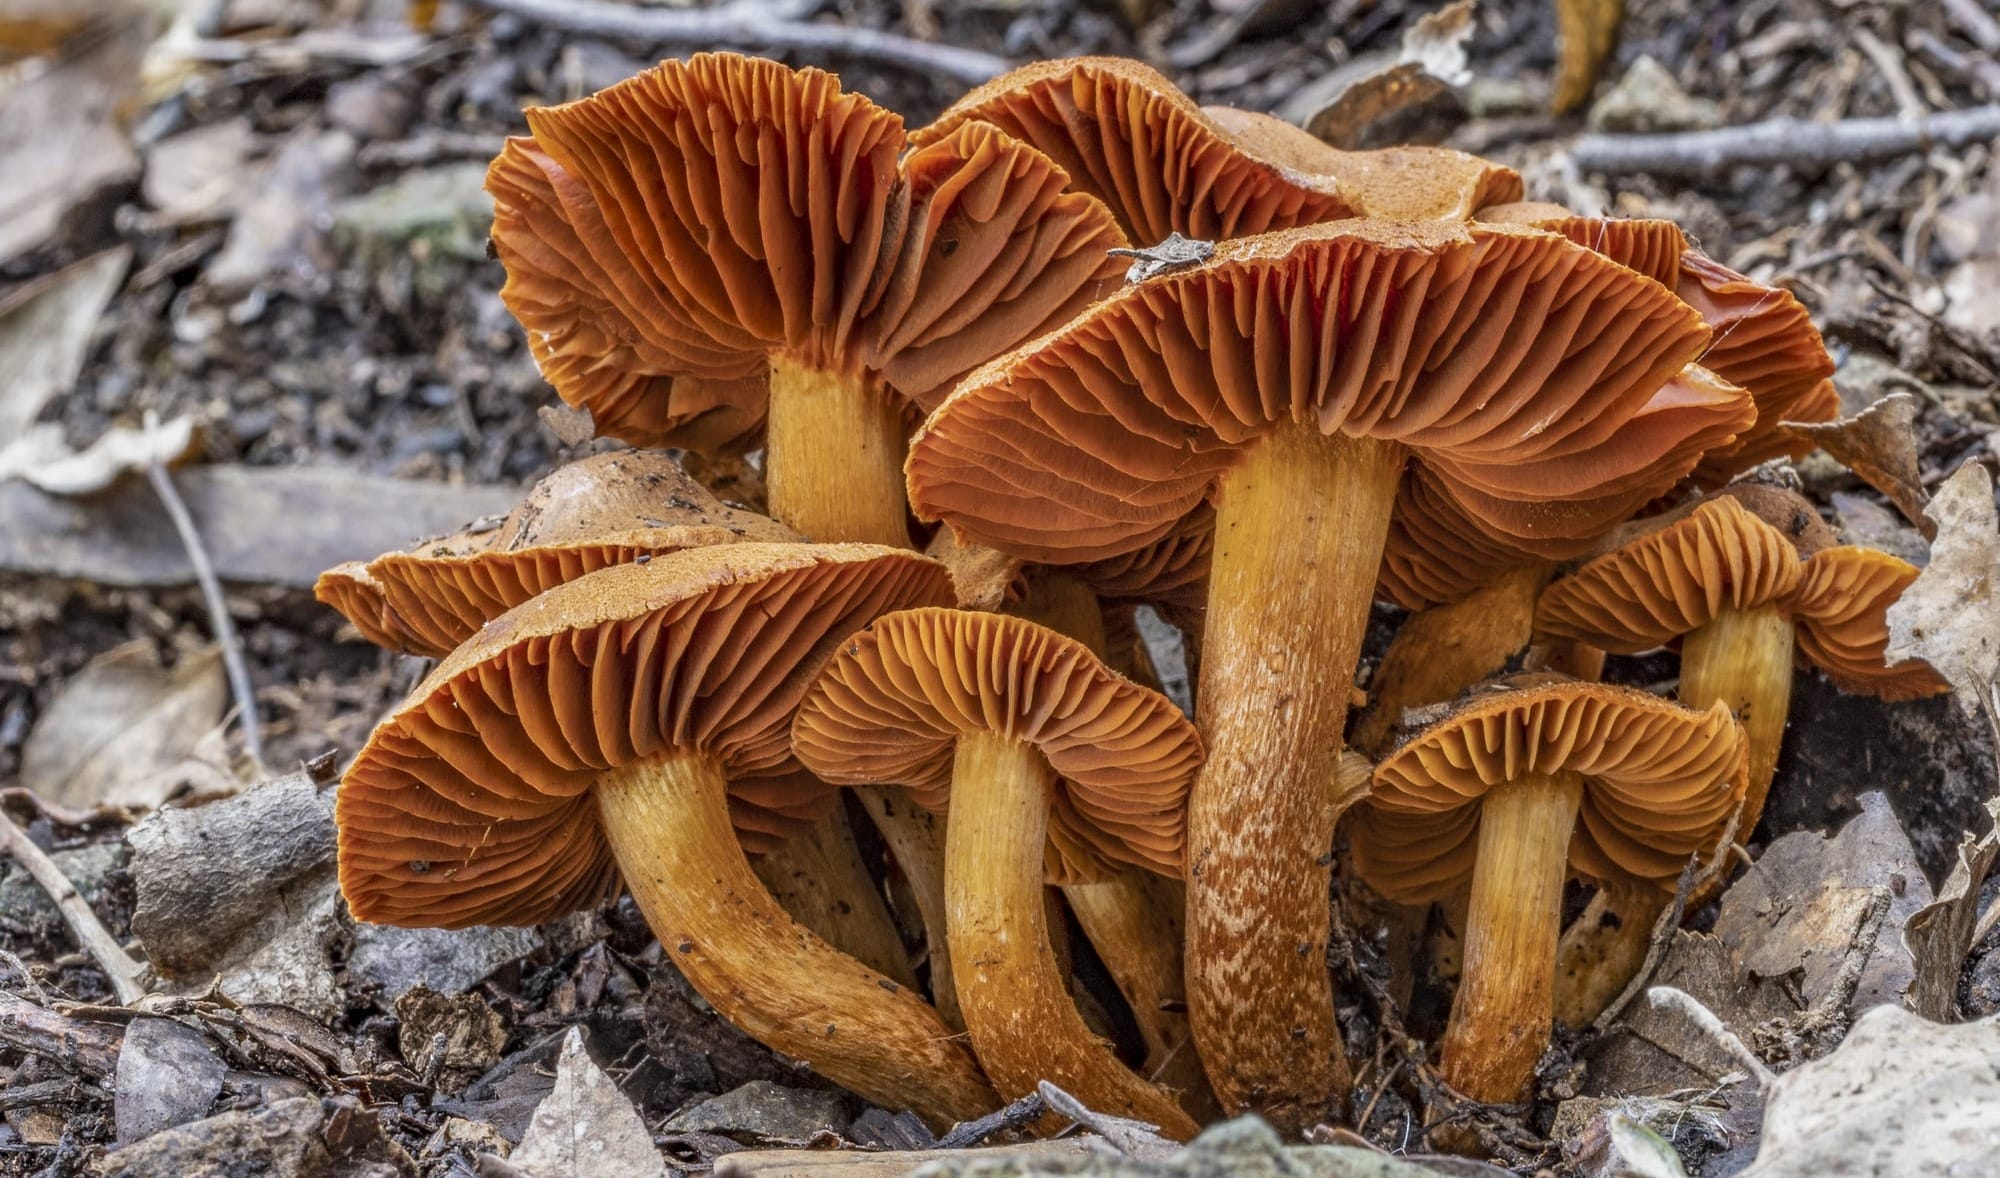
[318,52,1948,1147]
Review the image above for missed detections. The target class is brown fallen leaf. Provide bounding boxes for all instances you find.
[1785,392,1932,538]
[1885,461,2000,716]
[1904,796,2000,1021]
[1554,0,1624,113]
[18,639,225,811]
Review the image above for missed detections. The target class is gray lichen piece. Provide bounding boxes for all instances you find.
[1109,234,1216,283]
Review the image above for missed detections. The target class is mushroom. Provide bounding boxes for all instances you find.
[906,218,1746,1124]
[316,450,915,988]
[792,607,1204,1138]
[336,542,998,1128]
[1534,493,1949,1023]
[1350,680,1748,1102]
[913,57,1524,242]
[486,52,1128,547]
[315,450,791,658]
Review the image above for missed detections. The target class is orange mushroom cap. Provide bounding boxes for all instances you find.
[1350,681,1748,901]
[1477,201,1687,288]
[791,608,1202,885]
[911,57,1521,243]
[1675,251,1838,485]
[487,53,1129,450]
[1788,546,1950,701]
[1534,496,1806,654]
[316,451,794,658]
[337,543,954,928]
[908,218,1737,567]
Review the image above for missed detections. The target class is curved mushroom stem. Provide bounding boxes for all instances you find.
[1062,871,1218,1121]
[947,730,1200,1140]
[1352,563,1549,758]
[597,752,998,1131]
[1524,635,1606,681]
[1187,425,1401,1126]
[1679,603,1795,833]
[851,786,961,1030]
[750,810,918,990]
[1438,770,1583,1103]
[1012,573,1109,654]
[1553,881,1667,1028]
[765,356,910,548]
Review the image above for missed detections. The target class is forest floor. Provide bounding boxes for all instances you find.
[1,0,1999,1174]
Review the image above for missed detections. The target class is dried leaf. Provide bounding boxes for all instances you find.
[19,639,225,811]
[1554,0,1625,113]
[1785,393,1932,538]
[0,416,198,496]
[0,14,146,265]
[0,247,130,439]
[1739,1007,2000,1175]
[1885,461,2000,715]
[495,1028,667,1178]
[1903,797,2000,1020]
[141,117,257,226]
[113,1016,225,1144]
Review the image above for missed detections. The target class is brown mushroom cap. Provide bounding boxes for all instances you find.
[337,543,954,928]
[927,506,1214,613]
[487,53,1128,451]
[315,451,793,658]
[1675,251,1838,484]
[1476,201,1686,288]
[1788,546,1950,701]
[1534,496,1806,653]
[908,218,1731,567]
[791,608,1200,884]
[911,57,1522,243]
[1351,682,1747,900]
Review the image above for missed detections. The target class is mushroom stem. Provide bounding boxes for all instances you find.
[851,786,961,1030]
[1679,603,1795,830]
[1012,573,1110,654]
[946,729,1200,1139]
[1352,563,1549,757]
[765,355,910,548]
[1553,881,1667,1028]
[1438,769,1583,1103]
[1061,871,1216,1120]
[750,809,918,990]
[1187,425,1401,1124]
[596,751,998,1130]
[1526,636,1606,681]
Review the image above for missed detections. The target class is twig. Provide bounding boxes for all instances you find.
[933,1089,1047,1149]
[1570,104,2000,176]
[1645,987,1779,1090]
[1944,0,2000,54]
[461,0,1011,86]
[0,991,122,1078]
[144,418,265,772]
[0,813,148,1005]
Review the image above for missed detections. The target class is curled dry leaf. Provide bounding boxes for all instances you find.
[1555,0,1625,113]
[0,416,199,496]
[1885,461,2000,715]
[1784,392,1932,537]
[19,639,224,811]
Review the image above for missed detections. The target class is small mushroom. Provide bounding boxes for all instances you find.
[314,450,790,657]
[907,218,1744,1125]
[1351,680,1747,1102]
[792,608,1204,1139]
[914,57,1524,242]
[486,52,1128,548]
[337,543,997,1129]
[1535,493,1948,1023]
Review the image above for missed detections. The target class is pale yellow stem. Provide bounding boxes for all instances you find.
[1553,881,1666,1028]
[852,786,960,1031]
[1438,770,1583,1103]
[947,731,1199,1140]
[764,355,909,547]
[1680,603,1795,831]
[597,752,996,1130]
[1352,563,1548,758]
[1186,425,1401,1127]
[751,809,917,990]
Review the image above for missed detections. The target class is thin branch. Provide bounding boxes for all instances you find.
[0,812,148,1005]
[144,419,265,772]
[1646,986,1779,1090]
[1570,104,2000,177]
[462,0,1011,87]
